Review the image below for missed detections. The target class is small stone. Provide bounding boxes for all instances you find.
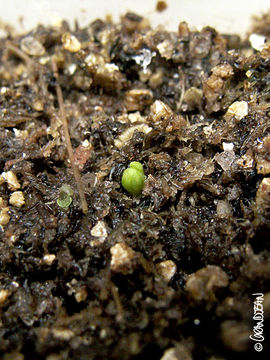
[20,36,45,56]
[149,68,164,88]
[110,243,138,274]
[32,99,44,112]
[90,220,108,246]
[13,128,29,140]
[85,53,123,90]
[0,207,10,226]
[2,171,20,190]
[236,150,254,169]
[224,101,248,122]
[75,287,88,303]
[222,142,234,151]
[9,191,25,208]
[52,328,74,341]
[216,200,232,219]
[183,87,203,110]
[139,68,152,82]
[185,265,229,301]
[0,174,5,185]
[42,254,56,266]
[215,151,235,171]
[0,86,8,95]
[67,63,77,75]
[128,112,146,123]
[156,260,177,282]
[211,64,234,78]
[99,328,107,339]
[157,40,174,60]
[125,89,153,112]
[150,100,173,123]
[0,197,5,208]
[62,32,81,53]
[256,156,270,174]
[0,289,9,305]
[249,33,266,51]
[160,348,178,360]
[91,220,107,239]
[156,1,167,12]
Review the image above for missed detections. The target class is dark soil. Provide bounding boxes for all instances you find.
[0,11,270,360]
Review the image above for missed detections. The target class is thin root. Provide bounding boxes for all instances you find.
[51,58,88,214]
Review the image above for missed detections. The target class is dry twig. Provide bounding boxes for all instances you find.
[51,58,88,214]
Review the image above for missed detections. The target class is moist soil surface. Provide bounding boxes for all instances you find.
[0,11,270,360]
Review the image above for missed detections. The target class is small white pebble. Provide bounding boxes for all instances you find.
[62,33,81,53]
[2,171,20,190]
[225,101,248,122]
[91,220,107,239]
[90,220,108,246]
[9,191,25,208]
[9,235,16,244]
[11,281,19,288]
[0,87,7,95]
[110,243,137,274]
[156,260,177,282]
[216,200,232,219]
[67,63,77,75]
[157,40,174,59]
[249,33,266,51]
[82,139,91,148]
[42,254,56,266]
[39,56,50,65]
[104,63,120,72]
[222,142,234,151]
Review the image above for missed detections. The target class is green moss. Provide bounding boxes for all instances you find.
[121,162,145,196]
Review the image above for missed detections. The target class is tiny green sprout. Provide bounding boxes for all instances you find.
[57,184,74,209]
[121,161,145,196]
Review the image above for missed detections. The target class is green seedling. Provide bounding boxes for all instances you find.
[121,161,145,196]
[57,184,74,209]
